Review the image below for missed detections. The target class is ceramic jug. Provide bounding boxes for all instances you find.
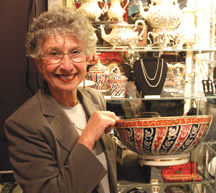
[77,0,107,21]
[107,0,129,21]
[175,5,200,48]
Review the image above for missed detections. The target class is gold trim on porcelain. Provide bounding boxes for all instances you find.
[139,157,189,162]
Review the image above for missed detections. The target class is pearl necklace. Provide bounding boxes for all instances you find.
[62,100,90,133]
[72,103,89,132]
[140,59,164,88]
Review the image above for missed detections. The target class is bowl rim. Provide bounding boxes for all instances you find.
[116,115,212,122]
[115,115,213,127]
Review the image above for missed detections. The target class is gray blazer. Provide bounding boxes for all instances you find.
[4,87,117,193]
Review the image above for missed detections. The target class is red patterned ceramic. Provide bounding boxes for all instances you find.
[109,79,127,97]
[109,67,128,98]
[115,115,212,166]
[87,60,110,90]
[87,71,109,90]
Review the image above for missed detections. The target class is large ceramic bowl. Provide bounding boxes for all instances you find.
[115,115,212,166]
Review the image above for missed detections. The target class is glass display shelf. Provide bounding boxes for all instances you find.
[117,180,215,193]
[104,90,203,102]
[104,85,213,100]
[117,169,215,193]
[96,46,216,53]
[205,96,216,99]
[105,96,200,102]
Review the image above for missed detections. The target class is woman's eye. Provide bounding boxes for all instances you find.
[49,51,61,57]
[71,50,81,55]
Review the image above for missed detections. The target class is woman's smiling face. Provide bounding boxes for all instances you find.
[35,34,87,94]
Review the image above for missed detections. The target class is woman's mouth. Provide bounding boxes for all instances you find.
[56,74,76,82]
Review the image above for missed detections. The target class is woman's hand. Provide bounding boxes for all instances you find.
[77,111,118,151]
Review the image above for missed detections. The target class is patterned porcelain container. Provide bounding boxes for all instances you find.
[115,115,212,166]
[87,60,110,90]
[109,67,128,97]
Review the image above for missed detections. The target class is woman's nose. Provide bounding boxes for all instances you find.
[60,54,74,71]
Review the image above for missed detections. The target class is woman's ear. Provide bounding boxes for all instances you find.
[33,58,43,74]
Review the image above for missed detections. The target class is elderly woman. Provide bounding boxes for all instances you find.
[4,7,118,193]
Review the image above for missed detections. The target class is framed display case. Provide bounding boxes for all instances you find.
[50,0,216,192]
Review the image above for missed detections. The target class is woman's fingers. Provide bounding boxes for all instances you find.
[78,111,118,151]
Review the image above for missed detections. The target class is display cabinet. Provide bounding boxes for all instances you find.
[99,47,215,193]
[48,0,216,192]
[94,1,216,192]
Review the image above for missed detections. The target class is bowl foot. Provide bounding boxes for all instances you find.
[138,153,190,166]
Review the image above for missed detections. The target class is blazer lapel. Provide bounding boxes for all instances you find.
[38,90,79,152]
[37,88,101,153]
[77,88,100,117]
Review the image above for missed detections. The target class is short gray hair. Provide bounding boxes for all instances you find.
[26,7,97,59]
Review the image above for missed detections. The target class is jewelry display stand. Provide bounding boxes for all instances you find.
[133,56,168,98]
[202,80,215,96]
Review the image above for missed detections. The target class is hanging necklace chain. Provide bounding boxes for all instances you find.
[141,59,160,80]
[140,59,164,88]
[82,102,90,121]
[68,101,90,131]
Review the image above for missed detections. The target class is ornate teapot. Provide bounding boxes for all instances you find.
[107,0,129,21]
[100,20,145,49]
[139,0,182,32]
[77,0,107,21]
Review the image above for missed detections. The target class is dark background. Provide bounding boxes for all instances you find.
[0,0,47,171]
